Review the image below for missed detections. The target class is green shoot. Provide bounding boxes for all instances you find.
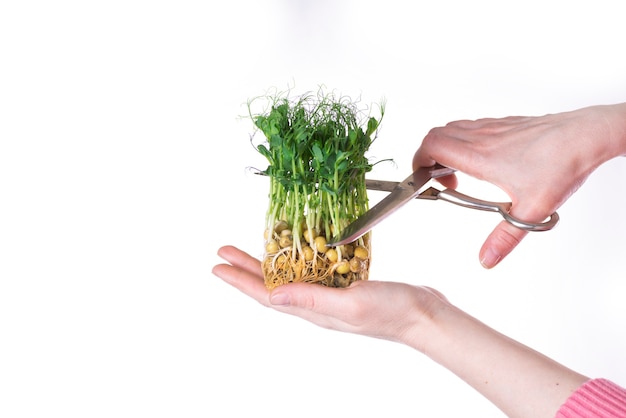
[248,87,388,289]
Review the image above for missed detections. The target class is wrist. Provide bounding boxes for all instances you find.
[583,103,626,164]
[605,102,626,159]
[398,291,456,355]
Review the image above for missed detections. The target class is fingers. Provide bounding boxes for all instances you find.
[414,116,535,180]
[212,245,361,324]
[413,125,483,181]
[433,172,459,190]
[212,246,271,307]
[412,131,460,189]
[479,221,529,269]
[217,245,263,277]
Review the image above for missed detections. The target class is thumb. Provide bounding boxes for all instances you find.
[479,220,529,269]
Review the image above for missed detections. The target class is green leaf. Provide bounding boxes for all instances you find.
[246,88,392,245]
[365,117,378,137]
[257,144,272,161]
[312,144,324,164]
[320,182,337,197]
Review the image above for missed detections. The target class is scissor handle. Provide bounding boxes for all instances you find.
[436,189,559,232]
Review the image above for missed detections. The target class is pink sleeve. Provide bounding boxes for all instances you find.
[556,378,626,417]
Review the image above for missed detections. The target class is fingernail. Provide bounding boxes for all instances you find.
[270,292,291,306]
[480,248,501,269]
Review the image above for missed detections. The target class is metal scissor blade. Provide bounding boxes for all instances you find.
[327,164,451,246]
[364,179,399,193]
[365,165,455,193]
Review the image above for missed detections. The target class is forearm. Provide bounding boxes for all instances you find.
[405,303,588,418]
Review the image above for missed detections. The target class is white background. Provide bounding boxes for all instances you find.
[1,1,626,417]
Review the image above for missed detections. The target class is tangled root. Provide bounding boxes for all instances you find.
[262,222,371,289]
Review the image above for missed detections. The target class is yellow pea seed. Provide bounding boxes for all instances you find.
[303,228,318,243]
[314,236,328,253]
[274,220,288,234]
[349,257,363,273]
[279,235,292,248]
[302,246,314,261]
[325,248,338,263]
[354,245,369,260]
[266,239,279,254]
[335,260,350,275]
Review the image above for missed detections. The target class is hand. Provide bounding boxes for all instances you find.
[413,103,626,268]
[212,245,449,349]
[212,245,588,417]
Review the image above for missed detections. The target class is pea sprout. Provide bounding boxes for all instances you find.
[248,87,389,289]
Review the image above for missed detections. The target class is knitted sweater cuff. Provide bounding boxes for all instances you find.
[556,378,626,417]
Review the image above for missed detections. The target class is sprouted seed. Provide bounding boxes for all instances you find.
[248,87,390,289]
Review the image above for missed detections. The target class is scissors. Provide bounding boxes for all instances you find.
[327,164,559,246]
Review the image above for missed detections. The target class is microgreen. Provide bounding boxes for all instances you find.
[248,87,389,288]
